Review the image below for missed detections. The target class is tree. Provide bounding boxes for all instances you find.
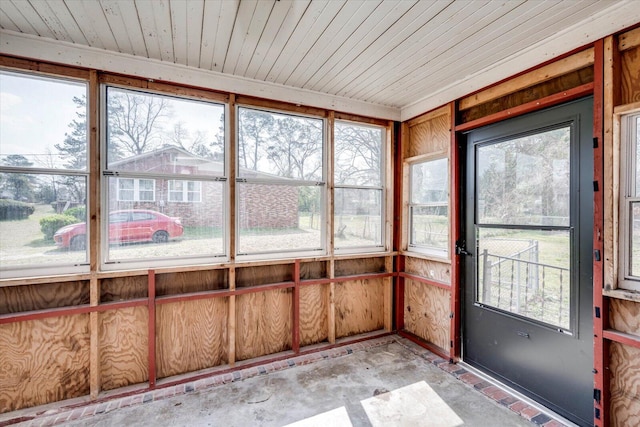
[334,124,382,186]
[266,117,322,180]
[238,108,274,171]
[1,155,35,201]
[53,96,88,202]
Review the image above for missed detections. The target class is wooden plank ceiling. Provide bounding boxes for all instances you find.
[0,0,637,120]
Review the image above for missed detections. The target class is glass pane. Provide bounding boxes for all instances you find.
[334,122,383,186]
[106,87,225,176]
[334,188,382,248]
[635,116,640,196]
[411,158,447,204]
[410,205,449,253]
[631,202,640,277]
[476,228,571,330]
[0,71,87,170]
[106,177,224,261]
[477,127,570,226]
[0,173,87,270]
[238,108,323,181]
[238,183,322,254]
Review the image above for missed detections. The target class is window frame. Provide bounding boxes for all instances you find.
[168,179,202,203]
[333,119,386,254]
[0,69,90,279]
[101,84,229,270]
[117,178,156,202]
[618,109,640,291]
[407,155,450,259]
[235,105,327,259]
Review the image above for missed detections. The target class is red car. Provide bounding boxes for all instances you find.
[54,209,183,250]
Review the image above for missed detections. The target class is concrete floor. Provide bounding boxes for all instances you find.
[27,338,541,427]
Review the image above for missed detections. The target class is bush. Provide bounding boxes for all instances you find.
[40,214,78,240]
[64,206,86,221]
[0,199,35,220]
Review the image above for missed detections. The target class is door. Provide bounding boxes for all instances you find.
[463,97,593,426]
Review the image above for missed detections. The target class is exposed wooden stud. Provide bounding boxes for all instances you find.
[147,270,156,388]
[0,55,90,79]
[293,260,301,353]
[618,27,640,52]
[327,112,335,257]
[228,267,236,367]
[89,70,100,272]
[229,94,236,261]
[395,255,405,331]
[386,121,394,253]
[449,101,462,361]
[459,48,594,110]
[604,330,640,349]
[89,274,100,399]
[399,273,451,291]
[383,257,393,332]
[328,259,336,344]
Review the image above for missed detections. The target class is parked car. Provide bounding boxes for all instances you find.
[54,209,183,250]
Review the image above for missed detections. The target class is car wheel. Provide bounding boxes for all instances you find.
[152,230,169,243]
[70,235,86,251]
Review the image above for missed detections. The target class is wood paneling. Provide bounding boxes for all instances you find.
[610,299,640,336]
[621,45,640,104]
[610,343,640,427]
[335,257,386,277]
[99,307,148,390]
[403,279,450,351]
[236,264,293,288]
[0,315,90,413]
[300,261,327,280]
[0,281,89,314]
[156,299,228,379]
[155,269,228,296]
[235,289,292,361]
[100,276,147,302]
[335,279,384,339]
[405,257,451,284]
[406,108,450,158]
[299,284,328,347]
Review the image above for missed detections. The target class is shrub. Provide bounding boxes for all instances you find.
[64,206,86,221]
[0,199,35,220]
[40,214,78,240]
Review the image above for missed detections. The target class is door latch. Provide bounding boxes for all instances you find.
[455,240,471,256]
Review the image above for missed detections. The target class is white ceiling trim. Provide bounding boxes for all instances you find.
[0,29,401,121]
[400,0,640,122]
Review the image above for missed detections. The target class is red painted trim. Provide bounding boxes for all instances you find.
[603,329,640,349]
[398,330,450,362]
[234,281,295,295]
[455,83,594,132]
[399,273,451,291]
[148,269,156,388]
[449,101,462,361]
[300,272,394,287]
[156,289,235,305]
[393,121,404,332]
[592,39,609,427]
[292,260,300,353]
[395,255,405,331]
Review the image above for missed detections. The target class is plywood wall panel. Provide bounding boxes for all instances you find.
[236,289,292,360]
[621,45,640,104]
[156,269,228,296]
[300,261,327,280]
[99,307,148,390]
[406,110,449,158]
[156,298,228,378]
[299,284,328,346]
[405,257,451,284]
[335,279,384,338]
[610,299,640,336]
[404,279,450,351]
[610,343,640,427]
[0,315,90,413]
[335,257,386,277]
[236,264,293,287]
[101,276,147,302]
[0,281,89,314]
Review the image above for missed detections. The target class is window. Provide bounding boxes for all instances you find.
[237,107,324,256]
[619,111,640,291]
[334,121,385,251]
[408,158,449,257]
[168,180,201,202]
[104,86,226,267]
[117,178,155,201]
[0,70,89,279]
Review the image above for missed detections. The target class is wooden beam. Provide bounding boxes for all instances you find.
[383,256,393,332]
[148,270,156,388]
[228,94,237,261]
[293,260,300,353]
[328,259,336,344]
[459,48,594,110]
[228,267,236,367]
[449,101,462,362]
[399,273,451,291]
[619,27,640,52]
[603,329,640,349]
[89,274,100,400]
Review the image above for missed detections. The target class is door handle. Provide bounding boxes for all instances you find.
[455,240,471,256]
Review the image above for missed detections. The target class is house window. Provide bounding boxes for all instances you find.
[408,157,449,257]
[0,70,89,279]
[168,180,202,202]
[237,107,325,256]
[117,178,155,201]
[334,121,385,252]
[104,86,226,268]
[619,111,640,291]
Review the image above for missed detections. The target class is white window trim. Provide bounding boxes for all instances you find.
[168,180,202,203]
[618,109,640,291]
[117,178,156,202]
[407,156,450,259]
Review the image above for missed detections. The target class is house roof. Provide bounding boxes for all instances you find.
[1,1,638,121]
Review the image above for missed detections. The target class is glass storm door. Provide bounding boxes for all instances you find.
[463,97,593,426]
